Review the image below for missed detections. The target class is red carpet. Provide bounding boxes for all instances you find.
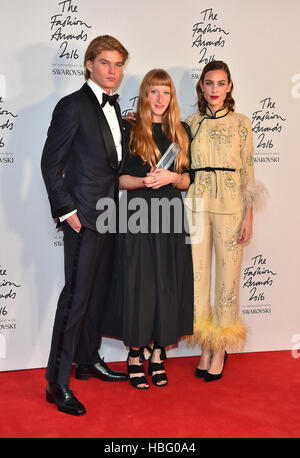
[0,351,299,438]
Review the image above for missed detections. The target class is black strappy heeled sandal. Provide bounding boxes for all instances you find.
[147,343,168,387]
[127,347,149,390]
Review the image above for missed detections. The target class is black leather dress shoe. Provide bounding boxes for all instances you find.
[75,358,129,382]
[46,384,86,416]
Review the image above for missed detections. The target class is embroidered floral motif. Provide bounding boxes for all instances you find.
[208,124,234,145]
[193,154,202,168]
[246,154,254,167]
[224,234,240,251]
[195,172,212,196]
[217,223,241,265]
[224,172,237,189]
[216,282,238,321]
[240,126,248,140]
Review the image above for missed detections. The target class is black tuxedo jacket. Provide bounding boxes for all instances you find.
[41,83,125,231]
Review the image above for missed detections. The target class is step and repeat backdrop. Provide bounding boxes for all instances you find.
[0,0,299,370]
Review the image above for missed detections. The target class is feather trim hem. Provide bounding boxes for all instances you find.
[242,181,269,211]
[186,317,247,351]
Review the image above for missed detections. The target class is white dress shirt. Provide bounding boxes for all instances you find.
[87,78,122,161]
[59,79,122,222]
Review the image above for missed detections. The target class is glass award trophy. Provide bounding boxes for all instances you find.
[156,143,181,169]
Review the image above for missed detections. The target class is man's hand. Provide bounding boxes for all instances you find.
[67,213,82,233]
[123,112,136,121]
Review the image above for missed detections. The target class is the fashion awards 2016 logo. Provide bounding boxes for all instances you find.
[190,7,230,81]
[121,95,139,118]
[0,91,18,166]
[251,97,286,165]
[50,0,92,77]
[0,264,20,359]
[242,254,277,316]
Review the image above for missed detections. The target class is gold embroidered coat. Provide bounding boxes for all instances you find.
[185,107,255,214]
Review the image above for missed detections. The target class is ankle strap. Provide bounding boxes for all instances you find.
[128,347,145,362]
[154,342,166,360]
[148,343,167,360]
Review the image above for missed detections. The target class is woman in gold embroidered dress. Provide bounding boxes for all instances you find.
[185,61,264,381]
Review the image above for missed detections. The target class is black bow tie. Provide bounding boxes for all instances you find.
[101,93,119,108]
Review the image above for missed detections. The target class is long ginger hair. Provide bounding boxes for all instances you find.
[129,69,189,173]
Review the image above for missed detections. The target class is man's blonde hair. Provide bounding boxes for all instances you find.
[84,35,129,80]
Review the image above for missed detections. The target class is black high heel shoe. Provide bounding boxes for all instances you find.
[204,351,227,382]
[127,347,149,389]
[196,367,207,378]
[147,343,168,387]
[196,349,212,378]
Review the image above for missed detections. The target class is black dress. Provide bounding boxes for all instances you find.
[104,121,194,347]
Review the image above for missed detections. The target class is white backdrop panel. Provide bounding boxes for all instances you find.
[0,0,299,370]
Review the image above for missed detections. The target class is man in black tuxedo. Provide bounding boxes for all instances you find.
[41,35,129,416]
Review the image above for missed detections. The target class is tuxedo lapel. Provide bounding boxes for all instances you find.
[81,83,119,171]
[114,101,126,174]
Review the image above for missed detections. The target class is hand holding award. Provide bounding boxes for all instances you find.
[144,143,182,189]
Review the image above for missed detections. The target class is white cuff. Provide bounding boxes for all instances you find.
[59,209,77,222]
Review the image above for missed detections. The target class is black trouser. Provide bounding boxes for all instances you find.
[46,223,115,385]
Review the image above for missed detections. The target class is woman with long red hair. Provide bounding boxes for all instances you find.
[107,69,194,389]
